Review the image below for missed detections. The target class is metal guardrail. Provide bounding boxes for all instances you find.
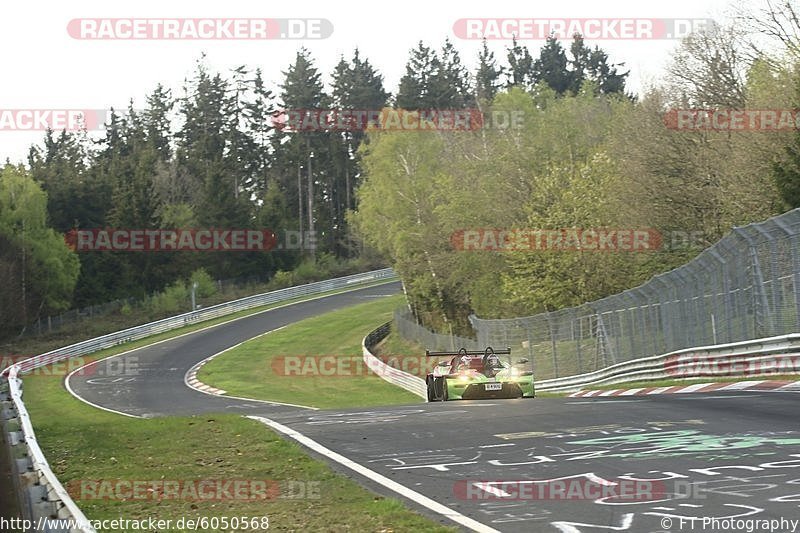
[362,322,427,400]
[536,333,800,392]
[3,365,94,532]
[0,268,397,532]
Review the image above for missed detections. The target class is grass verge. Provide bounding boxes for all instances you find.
[23,374,454,532]
[198,295,421,409]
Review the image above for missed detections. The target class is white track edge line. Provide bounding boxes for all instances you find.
[63,376,145,419]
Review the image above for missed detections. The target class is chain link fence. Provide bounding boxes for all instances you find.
[397,209,800,380]
[394,308,480,352]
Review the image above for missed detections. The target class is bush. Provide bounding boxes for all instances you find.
[190,268,217,298]
[291,258,322,284]
[267,270,294,290]
[148,281,188,316]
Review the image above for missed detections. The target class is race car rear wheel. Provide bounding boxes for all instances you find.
[426,378,436,402]
[432,376,447,401]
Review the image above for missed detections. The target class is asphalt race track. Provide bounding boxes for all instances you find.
[261,393,800,533]
[68,282,800,533]
[67,281,404,417]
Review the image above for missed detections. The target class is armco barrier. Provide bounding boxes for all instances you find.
[536,333,800,392]
[362,322,427,400]
[364,322,800,397]
[0,268,397,532]
[4,364,93,532]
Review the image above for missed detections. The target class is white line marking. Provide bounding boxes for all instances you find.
[248,415,499,533]
[675,383,712,394]
[479,443,515,448]
[676,394,759,400]
[619,388,645,396]
[648,387,673,394]
[64,374,144,419]
[720,380,764,391]
[571,400,646,404]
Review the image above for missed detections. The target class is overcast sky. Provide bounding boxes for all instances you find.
[1,0,753,163]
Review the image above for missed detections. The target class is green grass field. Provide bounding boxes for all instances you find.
[23,375,453,532]
[198,294,421,409]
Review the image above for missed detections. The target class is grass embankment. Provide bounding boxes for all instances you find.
[24,376,453,532]
[198,295,420,409]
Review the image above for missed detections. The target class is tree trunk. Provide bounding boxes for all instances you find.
[297,162,304,250]
[306,138,315,258]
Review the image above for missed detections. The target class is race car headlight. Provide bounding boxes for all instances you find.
[510,368,519,377]
[458,372,469,382]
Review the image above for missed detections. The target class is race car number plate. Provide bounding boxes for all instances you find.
[485,383,502,391]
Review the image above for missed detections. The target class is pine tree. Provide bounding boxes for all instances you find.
[143,84,173,161]
[475,39,503,102]
[433,38,473,107]
[277,48,330,257]
[569,35,629,95]
[331,50,389,255]
[506,37,534,90]
[397,40,474,110]
[396,41,440,109]
[532,36,572,95]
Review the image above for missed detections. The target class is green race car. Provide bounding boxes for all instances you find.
[425,347,535,401]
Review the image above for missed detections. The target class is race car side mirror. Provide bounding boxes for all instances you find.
[516,358,529,364]
[438,361,450,367]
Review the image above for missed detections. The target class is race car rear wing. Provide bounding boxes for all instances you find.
[425,347,511,357]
